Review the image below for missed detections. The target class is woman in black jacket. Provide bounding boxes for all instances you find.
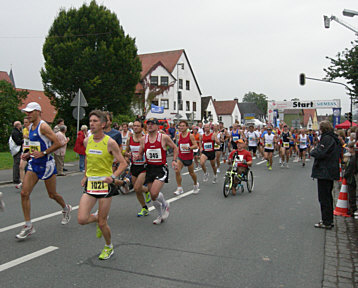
[310,120,341,229]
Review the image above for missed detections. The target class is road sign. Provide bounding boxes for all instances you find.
[72,107,85,120]
[71,88,88,107]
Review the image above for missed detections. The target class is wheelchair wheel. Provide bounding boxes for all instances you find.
[223,176,232,197]
[246,170,254,192]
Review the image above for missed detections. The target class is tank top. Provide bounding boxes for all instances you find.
[214,132,221,150]
[178,132,194,160]
[247,131,258,147]
[144,132,166,165]
[129,135,145,165]
[202,132,214,152]
[231,129,240,142]
[281,132,290,148]
[121,131,129,151]
[299,134,308,149]
[264,133,275,150]
[85,135,113,177]
[28,120,53,165]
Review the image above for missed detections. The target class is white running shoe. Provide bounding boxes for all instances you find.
[174,187,184,195]
[193,183,200,194]
[203,172,209,182]
[15,182,22,189]
[162,203,170,221]
[16,225,36,239]
[252,157,256,160]
[61,204,72,225]
[280,163,284,168]
[153,215,163,225]
[217,168,220,173]
[212,174,217,184]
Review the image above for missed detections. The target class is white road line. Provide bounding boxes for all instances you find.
[0,206,79,233]
[0,246,58,272]
[256,160,266,165]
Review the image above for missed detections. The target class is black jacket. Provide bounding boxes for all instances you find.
[310,131,340,180]
[344,154,357,186]
[11,127,23,147]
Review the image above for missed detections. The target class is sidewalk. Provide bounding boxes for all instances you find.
[0,161,81,185]
[322,182,358,288]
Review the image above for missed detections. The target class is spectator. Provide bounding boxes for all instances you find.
[344,142,357,215]
[10,121,23,184]
[54,125,69,176]
[74,125,87,172]
[310,120,341,229]
[16,117,30,189]
[53,118,64,133]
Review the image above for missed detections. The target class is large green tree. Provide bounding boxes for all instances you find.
[324,41,357,97]
[242,92,268,114]
[41,1,141,125]
[0,80,28,150]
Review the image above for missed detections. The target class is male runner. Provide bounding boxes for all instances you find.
[213,124,224,173]
[200,123,220,183]
[174,120,199,195]
[263,127,276,170]
[16,102,72,240]
[78,110,127,260]
[230,123,242,151]
[135,118,178,225]
[246,124,260,159]
[192,126,201,169]
[280,124,292,168]
[121,122,132,155]
[297,129,308,167]
[125,120,151,217]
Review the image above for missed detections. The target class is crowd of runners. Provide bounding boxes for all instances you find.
[6,102,337,260]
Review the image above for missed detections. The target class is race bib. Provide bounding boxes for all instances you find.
[87,176,108,195]
[249,137,254,142]
[146,148,162,160]
[203,142,213,150]
[265,143,273,148]
[233,136,239,142]
[283,142,289,148]
[29,141,41,154]
[300,141,306,146]
[180,143,190,153]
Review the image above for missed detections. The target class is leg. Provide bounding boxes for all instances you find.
[188,163,197,185]
[77,193,98,225]
[97,197,113,245]
[13,151,21,183]
[216,151,222,170]
[19,159,27,184]
[20,171,39,221]
[210,159,217,175]
[44,175,66,209]
[200,154,208,174]
[133,173,147,207]
[317,179,334,225]
[175,160,184,188]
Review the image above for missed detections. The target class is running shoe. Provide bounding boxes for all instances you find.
[16,225,36,239]
[286,163,289,168]
[174,187,184,195]
[266,161,269,167]
[203,172,209,182]
[15,182,22,189]
[280,163,284,168]
[96,223,102,238]
[268,166,272,171]
[61,204,72,225]
[137,207,149,217]
[212,174,217,184]
[302,163,305,167]
[0,192,5,211]
[145,191,151,204]
[217,168,220,173]
[193,183,200,194]
[98,246,114,260]
[162,202,170,221]
[153,215,163,225]
[252,157,256,160]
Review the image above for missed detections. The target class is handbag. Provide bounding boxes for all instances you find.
[9,136,21,156]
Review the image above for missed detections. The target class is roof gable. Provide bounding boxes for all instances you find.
[0,71,12,85]
[214,100,238,115]
[303,109,316,126]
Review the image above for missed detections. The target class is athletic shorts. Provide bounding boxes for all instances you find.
[27,158,57,180]
[289,143,295,148]
[248,146,257,153]
[193,150,200,156]
[281,144,290,150]
[145,164,169,184]
[231,141,238,150]
[130,164,146,178]
[264,148,274,153]
[178,157,193,167]
[83,182,119,199]
[202,151,216,161]
[299,148,307,152]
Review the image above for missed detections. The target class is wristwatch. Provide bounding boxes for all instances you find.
[43,151,47,155]
[111,175,116,183]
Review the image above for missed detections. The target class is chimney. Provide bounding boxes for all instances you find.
[234,97,238,103]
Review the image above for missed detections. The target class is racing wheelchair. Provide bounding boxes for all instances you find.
[223,154,254,197]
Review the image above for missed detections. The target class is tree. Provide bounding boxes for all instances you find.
[41,1,142,125]
[0,80,28,151]
[242,92,268,114]
[324,41,357,97]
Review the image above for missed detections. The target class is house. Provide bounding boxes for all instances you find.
[303,109,318,130]
[213,98,241,127]
[135,49,202,122]
[201,96,218,123]
[237,102,265,124]
[0,70,57,123]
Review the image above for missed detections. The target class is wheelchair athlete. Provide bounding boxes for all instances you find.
[227,139,252,195]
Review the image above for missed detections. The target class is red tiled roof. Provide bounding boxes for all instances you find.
[303,109,316,126]
[18,89,57,123]
[138,50,183,79]
[0,71,12,84]
[213,100,238,115]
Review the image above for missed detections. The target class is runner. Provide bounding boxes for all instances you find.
[219,122,230,163]
[230,123,243,151]
[280,124,292,168]
[297,129,308,167]
[125,120,151,217]
[200,123,220,183]
[192,126,201,169]
[213,124,224,173]
[246,124,260,159]
[263,127,276,171]
[16,102,72,240]
[120,122,132,155]
[78,110,127,260]
[135,117,178,225]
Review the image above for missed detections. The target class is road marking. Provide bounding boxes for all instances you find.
[0,246,58,272]
[256,160,266,165]
[0,206,79,233]
[147,190,196,212]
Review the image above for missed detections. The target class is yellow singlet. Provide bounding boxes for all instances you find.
[85,135,113,177]
[23,127,29,139]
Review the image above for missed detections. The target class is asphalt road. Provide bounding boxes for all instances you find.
[0,155,324,288]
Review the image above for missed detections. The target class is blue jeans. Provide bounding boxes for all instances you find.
[79,154,85,171]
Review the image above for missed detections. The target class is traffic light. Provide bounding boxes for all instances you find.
[299,73,306,85]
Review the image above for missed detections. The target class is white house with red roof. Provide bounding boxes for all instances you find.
[213,99,241,127]
[135,49,202,121]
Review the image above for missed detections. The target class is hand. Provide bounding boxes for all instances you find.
[21,152,30,161]
[172,161,178,170]
[32,150,45,159]
[103,176,113,184]
[81,177,87,187]
[243,159,247,164]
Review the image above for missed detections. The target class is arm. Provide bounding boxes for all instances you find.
[104,138,128,184]
[32,123,61,159]
[80,137,89,187]
[189,134,198,150]
[133,136,145,161]
[164,134,178,169]
[310,135,336,160]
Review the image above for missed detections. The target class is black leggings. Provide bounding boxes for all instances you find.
[317,179,334,225]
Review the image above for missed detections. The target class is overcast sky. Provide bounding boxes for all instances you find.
[1,0,357,114]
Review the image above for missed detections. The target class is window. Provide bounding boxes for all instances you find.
[151,100,159,106]
[193,102,196,112]
[186,80,190,90]
[179,79,183,89]
[161,99,169,109]
[218,116,222,121]
[186,101,190,111]
[150,76,158,85]
[178,91,183,111]
[174,101,176,111]
[160,76,168,86]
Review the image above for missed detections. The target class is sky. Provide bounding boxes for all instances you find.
[1,0,358,115]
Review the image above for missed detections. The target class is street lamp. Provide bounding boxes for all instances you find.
[323,14,358,35]
[343,9,358,17]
